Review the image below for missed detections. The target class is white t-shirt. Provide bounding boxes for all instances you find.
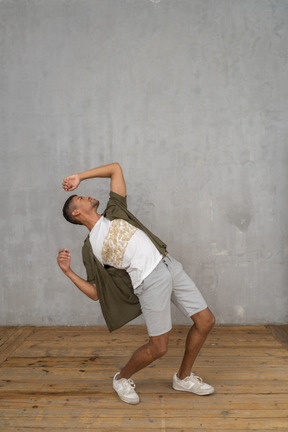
[89,217,162,289]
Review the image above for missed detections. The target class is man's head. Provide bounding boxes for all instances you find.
[63,195,99,226]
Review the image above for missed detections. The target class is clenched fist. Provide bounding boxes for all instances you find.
[62,174,81,192]
[57,249,71,274]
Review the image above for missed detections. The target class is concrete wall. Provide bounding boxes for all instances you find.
[1,0,287,326]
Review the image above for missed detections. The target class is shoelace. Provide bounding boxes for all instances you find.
[184,373,203,384]
[123,378,136,390]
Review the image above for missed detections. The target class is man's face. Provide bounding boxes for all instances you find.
[72,195,99,216]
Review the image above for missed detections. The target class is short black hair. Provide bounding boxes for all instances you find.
[62,195,83,225]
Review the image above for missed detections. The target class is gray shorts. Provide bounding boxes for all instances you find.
[134,254,208,337]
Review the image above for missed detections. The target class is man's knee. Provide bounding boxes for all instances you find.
[192,308,215,334]
[206,310,216,331]
[149,333,169,359]
[154,343,168,359]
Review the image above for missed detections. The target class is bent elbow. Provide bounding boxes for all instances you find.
[90,284,98,301]
[113,162,122,172]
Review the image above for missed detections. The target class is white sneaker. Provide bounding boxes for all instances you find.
[172,372,214,395]
[113,373,140,405]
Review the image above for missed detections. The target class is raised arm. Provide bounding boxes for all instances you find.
[62,163,126,197]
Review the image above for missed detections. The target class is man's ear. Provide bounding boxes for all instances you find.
[72,209,81,218]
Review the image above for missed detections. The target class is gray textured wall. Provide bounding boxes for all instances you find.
[1,0,287,326]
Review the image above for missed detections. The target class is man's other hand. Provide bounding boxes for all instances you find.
[62,174,80,191]
[57,249,71,274]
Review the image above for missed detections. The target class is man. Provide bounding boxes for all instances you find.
[57,162,215,405]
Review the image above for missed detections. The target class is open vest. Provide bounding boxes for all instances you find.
[82,191,167,332]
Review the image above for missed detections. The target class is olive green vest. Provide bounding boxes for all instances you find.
[82,192,167,332]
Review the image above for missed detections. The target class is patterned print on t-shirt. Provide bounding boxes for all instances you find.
[102,219,137,267]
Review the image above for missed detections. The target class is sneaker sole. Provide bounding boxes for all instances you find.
[113,387,140,405]
[172,383,214,396]
[115,392,140,404]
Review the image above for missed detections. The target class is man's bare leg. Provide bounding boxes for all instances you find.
[177,307,215,379]
[117,308,214,381]
[113,310,214,403]
[117,332,170,380]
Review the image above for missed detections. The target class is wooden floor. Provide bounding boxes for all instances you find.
[0,325,288,431]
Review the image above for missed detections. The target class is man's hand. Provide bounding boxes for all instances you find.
[57,249,98,301]
[62,174,81,192]
[62,163,126,197]
[57,249,71,274]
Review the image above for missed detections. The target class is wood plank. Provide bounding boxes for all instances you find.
[0,429,284,432]
[0,365,287,380]
[9,345,288,358]
[1,393,288,410]
[0,327,19,348]
[27,324,275,337]
[1,407,288,419]
[0,378,287,394]
[26,325,270,332]
[267,325,288,348]
[9,325,284,345]
[2,355,288,368]
[0,414,288,429]
[21,335,282,348]
[0,327,35,365]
